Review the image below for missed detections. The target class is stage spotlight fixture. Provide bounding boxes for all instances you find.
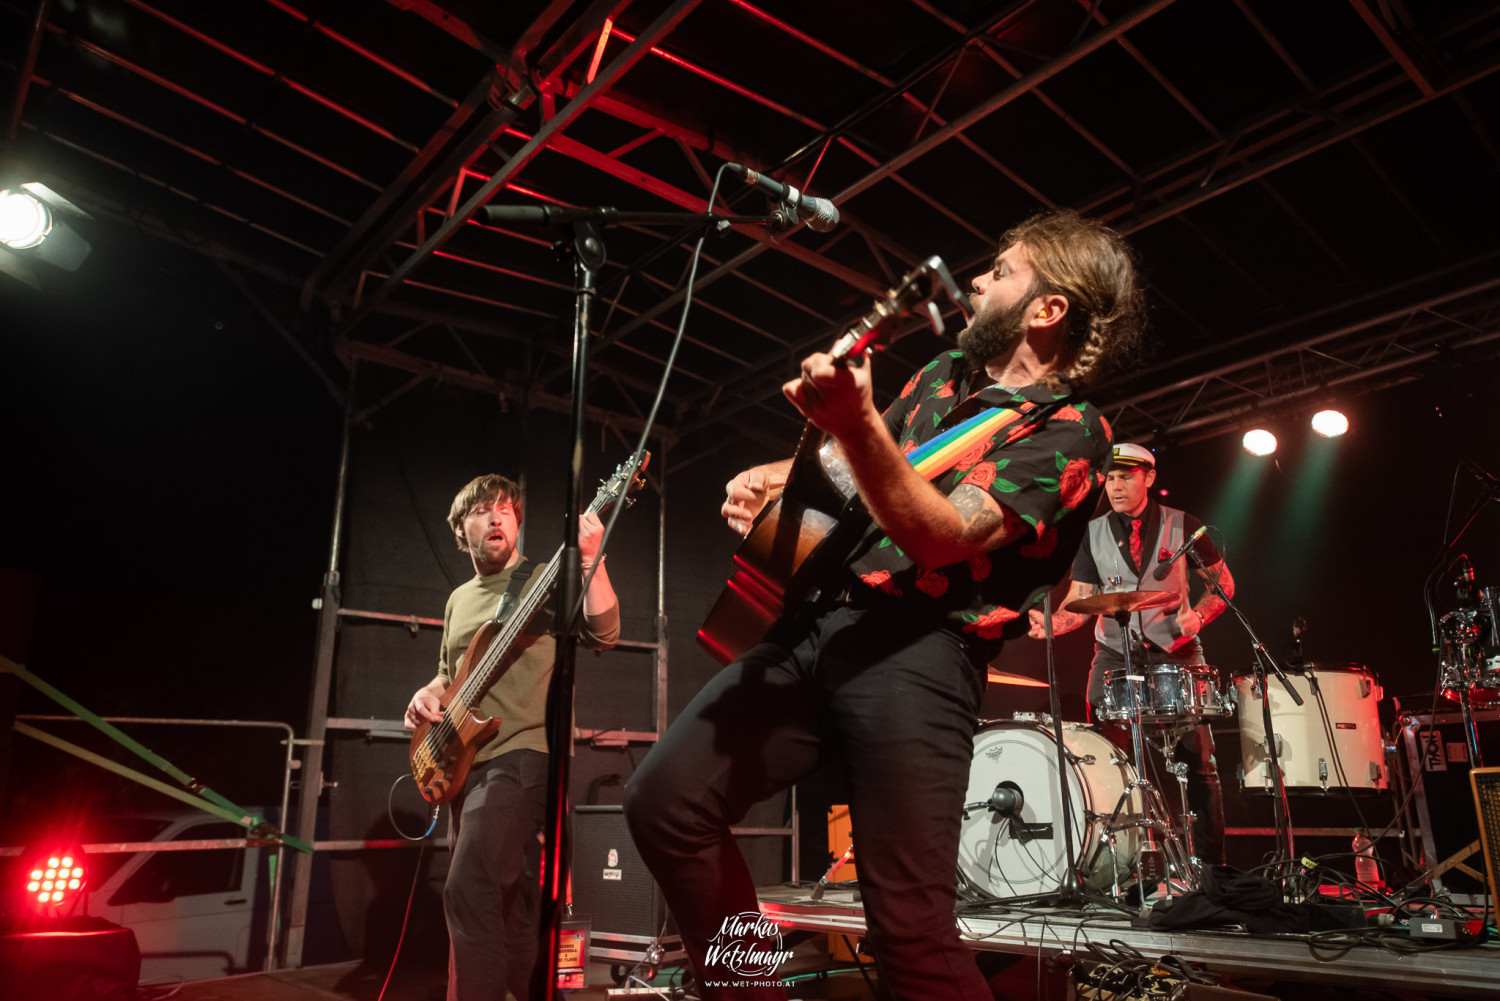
[1242,429,1277,456]
[0,187,51,249]
[1311,409,1348,437]
[0,181,92,287]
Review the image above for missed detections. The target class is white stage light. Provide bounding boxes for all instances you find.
[1311,409,1348,437]
[0,188,52,249]
[1242,429,1277,456]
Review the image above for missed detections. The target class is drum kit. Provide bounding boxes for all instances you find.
[959,588,1391,908]
[1436,582,1500,767]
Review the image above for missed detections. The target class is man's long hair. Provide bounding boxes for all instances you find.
[998,209,1145,390]
[446,474,524,552]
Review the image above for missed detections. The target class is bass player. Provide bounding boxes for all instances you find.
[625,210,1145,1000]
[403,474,619,1001]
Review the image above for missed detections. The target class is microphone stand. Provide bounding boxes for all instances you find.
[1186,546,1301,894]
[1042,593,1084,906]
[529,205,784,1000]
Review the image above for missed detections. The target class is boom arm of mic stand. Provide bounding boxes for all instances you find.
[1187,548,1302,706]
[1186,546,1298,883]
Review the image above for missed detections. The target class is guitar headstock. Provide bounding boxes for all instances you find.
[591,450,652,514]
[830,256,971,362]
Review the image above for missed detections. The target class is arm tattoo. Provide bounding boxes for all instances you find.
[949,485,1002,540]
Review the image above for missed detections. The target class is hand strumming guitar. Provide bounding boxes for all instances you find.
[722,459,792,536]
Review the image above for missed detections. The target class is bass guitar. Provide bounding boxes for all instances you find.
[410,452,650,804]
[696,257,970,665]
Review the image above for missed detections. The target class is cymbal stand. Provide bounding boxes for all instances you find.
[1106,610,1196,909]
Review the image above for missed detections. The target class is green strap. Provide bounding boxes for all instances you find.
[3,655,312,854]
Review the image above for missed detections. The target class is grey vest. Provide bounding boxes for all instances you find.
[1089,505,1190,653]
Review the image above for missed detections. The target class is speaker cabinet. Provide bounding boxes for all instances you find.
[1399,707,1500,895]
[571,806,682,964]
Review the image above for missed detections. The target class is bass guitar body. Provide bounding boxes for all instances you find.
[408,618,506,805]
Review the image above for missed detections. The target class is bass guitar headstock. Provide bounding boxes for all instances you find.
[591,450,652,514]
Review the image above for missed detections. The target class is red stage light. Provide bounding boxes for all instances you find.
[21,848,86,910]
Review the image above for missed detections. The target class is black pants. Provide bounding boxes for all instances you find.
[624,602,993,1001]
[444,748,547,1001]
[1087,644,1225,866]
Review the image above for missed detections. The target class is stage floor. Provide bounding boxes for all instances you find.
[757,884,1500,999]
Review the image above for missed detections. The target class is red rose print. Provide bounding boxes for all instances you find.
[905,408,916,427]
[914,569,949,597]
[1099,414,1112,440]
[899,377,918,399]
[1054,405,1083,423]
[860,570,901,596]
[1020,520,1057,558]
[968,553,992,581]
[961,461,997,490]
[934,380,955,398]
[1058,458,1093,510]
[902,439,917,455]
[963,604,1020,640]
[954,440,990,471]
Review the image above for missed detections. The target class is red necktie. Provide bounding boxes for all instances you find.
[1129,519,1143,571]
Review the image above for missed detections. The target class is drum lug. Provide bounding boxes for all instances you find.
[1369,760,1382,784]
[1319,758,1328,791]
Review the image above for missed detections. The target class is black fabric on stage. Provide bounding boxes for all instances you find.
[1148,866,1365,934]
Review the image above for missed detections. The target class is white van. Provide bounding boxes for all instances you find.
[79,809,273,984]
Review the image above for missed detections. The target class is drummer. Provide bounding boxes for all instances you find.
[1028,442,1234,865]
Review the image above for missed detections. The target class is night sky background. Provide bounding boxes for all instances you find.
[3,211,1499,956]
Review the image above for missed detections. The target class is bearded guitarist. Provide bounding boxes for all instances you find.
[625,211,1145,1001]
[403,473,619,1001]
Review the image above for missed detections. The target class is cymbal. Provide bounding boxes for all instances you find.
[986,669,1049,688]
[1064,589,1178,616]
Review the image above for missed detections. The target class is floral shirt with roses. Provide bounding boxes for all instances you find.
[844,350,1112,656]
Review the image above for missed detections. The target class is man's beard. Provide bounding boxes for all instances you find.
[956,293,1034,372]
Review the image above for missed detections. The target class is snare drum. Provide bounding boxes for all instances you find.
[958,720,1141,898]
[1232,663,1386,793]
[1099,663,1232,724]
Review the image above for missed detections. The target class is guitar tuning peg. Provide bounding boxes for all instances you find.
[923,300,946,337]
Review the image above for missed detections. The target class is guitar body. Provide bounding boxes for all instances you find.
[697,439,862,666]
[409,618,506,804]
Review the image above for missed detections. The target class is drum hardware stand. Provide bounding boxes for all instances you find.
[980,595,1132,913]
[1156,727,1198,868]
[1186,545,1302,893]
[1424,465,1497,770]
[1110,610,1194,911]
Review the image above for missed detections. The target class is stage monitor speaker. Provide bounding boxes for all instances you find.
[1399,708,1500,895]
[570,805,680,964]
[1472,766,1500,904]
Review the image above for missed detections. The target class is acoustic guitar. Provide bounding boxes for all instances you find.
[409,452,650,804]
[697,257,970,665]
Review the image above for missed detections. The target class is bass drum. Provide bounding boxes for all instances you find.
[1233,663,1386,793]
[958,720,1141,899]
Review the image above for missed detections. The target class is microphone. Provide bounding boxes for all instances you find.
[964,781,1024,817]
[1151,525,1208,582]
[725,162,840,232]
